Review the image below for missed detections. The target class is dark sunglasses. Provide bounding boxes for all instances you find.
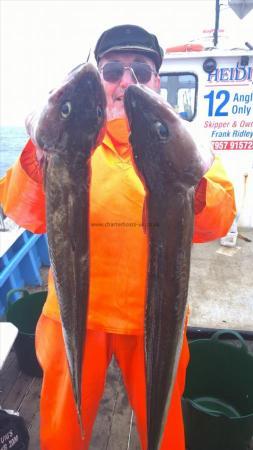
[100,61,157,84]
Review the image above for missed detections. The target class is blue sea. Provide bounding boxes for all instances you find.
[0,126,29,178]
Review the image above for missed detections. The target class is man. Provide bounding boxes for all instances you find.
[0,25,236,450]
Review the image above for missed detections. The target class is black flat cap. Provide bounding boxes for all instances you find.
[94,25,164,71]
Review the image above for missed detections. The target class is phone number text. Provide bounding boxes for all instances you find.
[212,140,253,150]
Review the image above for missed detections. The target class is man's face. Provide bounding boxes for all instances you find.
[98,51,160,121]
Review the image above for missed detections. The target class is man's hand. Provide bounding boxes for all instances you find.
[20,140,44,183]
[19,111,45,183]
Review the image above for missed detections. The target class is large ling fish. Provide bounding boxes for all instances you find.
[26,63,106,435]
[124,85,213,450]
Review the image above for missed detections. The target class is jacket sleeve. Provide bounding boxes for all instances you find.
[193,155,236,243]
[0,139,46,233]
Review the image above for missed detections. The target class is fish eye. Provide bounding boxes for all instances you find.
[60,101,72,119]
[154,121,169,140]
[97,105,103,119]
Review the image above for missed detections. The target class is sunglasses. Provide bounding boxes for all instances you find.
[100,61,157,84]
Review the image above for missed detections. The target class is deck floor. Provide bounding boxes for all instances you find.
[1,342,253,450]
[0,350,141,449]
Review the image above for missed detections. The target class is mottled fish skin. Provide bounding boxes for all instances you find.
[27,63,106,434]
[124,85,213,450]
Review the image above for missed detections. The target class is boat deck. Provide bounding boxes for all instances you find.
[1,341,253,450]
[0,350,141,449]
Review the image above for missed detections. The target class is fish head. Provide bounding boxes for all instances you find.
[124,84,214,191]
[26,63,106,158]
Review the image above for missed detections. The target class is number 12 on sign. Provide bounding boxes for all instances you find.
[204,90,230,116]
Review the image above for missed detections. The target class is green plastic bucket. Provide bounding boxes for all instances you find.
[6,288,47,377]
[182,330,253,450]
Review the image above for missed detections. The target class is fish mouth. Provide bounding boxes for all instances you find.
[124,85,141,120]
[124,84,178,125]
[124,85,161,141]
[124,85,157,128]
[124,88,140,131]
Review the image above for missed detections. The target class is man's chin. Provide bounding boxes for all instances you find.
[106,107,126,121]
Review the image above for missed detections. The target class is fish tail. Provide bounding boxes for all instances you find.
[76,405,85,440]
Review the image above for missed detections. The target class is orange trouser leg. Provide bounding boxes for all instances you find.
[114,332,189,450]
[35,314,112,450]
[36,315,189,450]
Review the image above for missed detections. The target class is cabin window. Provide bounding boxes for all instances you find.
[159,73,197,121]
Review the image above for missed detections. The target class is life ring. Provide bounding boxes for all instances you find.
[166,44,204,53]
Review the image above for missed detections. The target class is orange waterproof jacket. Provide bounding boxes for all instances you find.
[0,129,236,334]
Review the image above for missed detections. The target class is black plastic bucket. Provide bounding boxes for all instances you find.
[182,330,253,450]
[6,288,47,377]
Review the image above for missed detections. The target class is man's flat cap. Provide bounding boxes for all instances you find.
[94,25,164,71]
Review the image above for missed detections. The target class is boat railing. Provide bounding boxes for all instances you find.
[0,228,50,316]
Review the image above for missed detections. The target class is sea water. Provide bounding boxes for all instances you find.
[0,126,29,178]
